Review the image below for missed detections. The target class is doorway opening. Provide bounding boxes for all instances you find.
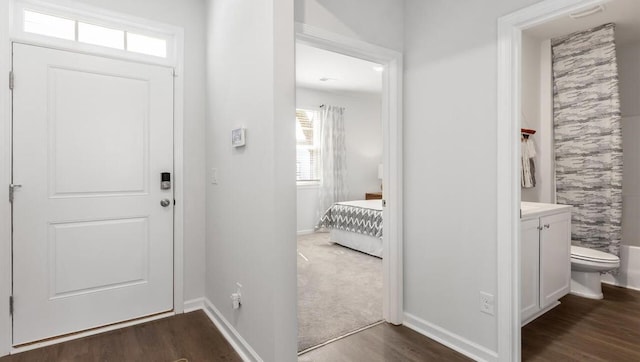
[294,25,404,355]
[498,0,640,360]
[295,42,384,353]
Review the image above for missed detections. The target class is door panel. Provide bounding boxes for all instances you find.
[521,218,540,323]
[49,217,149,298]
[50,67,148,195]
[12,43,174,345]
[540,212,571,308]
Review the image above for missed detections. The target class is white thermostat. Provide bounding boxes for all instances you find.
[232,128,246,147]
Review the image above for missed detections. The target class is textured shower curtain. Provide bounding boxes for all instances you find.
[552,23,623,256]
[318,105,348,218]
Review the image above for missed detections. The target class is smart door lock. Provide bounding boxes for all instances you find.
[161,172,171,190]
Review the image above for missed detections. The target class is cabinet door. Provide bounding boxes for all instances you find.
[521,218,541,322]
[540,212,571,308]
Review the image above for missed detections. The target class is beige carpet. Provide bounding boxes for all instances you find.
[297,232,382,352]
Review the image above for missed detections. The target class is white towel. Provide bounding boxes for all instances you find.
[522,137,536,188]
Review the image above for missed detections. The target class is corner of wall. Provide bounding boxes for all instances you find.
[404,313,499,362]
[1,0,12,356]
[202,298,263,361]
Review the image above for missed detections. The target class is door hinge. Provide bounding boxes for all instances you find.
[9,71,13,90]
[9,296,13,315]
[9,184,22,203]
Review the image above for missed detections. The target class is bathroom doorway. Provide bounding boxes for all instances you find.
[498,0,640,360]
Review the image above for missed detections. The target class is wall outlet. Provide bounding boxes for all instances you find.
[231,282,242,310]
[231,292,241,309]
[480,292,495,315]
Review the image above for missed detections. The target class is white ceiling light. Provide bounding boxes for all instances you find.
[373,66,384,72]
[569,5,605,19]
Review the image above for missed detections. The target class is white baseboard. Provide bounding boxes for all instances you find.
[201,298,262,362]
[183,297,205,313]
[297,229,314,236]
[404,312,498,362]
[602,245,640,291]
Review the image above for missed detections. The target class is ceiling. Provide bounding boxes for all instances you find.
[296,43,382,94]
[524,0,640,45]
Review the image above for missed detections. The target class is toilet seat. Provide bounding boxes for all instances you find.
[571,245,619,264]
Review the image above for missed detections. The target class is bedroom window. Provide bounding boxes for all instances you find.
[296,109,321,183]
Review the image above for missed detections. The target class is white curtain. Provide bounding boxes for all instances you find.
[318,105,348,218]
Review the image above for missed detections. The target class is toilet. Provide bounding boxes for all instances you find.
[570,245,620,299]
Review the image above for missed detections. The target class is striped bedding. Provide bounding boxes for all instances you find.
[315,199,383,238]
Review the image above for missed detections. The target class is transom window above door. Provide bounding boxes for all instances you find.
[22,9,167,57]
[12,0,180,66]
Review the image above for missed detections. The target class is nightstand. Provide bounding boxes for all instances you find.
[365,192,382,200]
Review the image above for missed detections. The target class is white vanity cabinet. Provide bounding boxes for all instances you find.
[520,203,571,325]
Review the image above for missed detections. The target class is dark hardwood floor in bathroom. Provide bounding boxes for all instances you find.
[522,284,640,361]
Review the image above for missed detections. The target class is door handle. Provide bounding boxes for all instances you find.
[160,199,171,207]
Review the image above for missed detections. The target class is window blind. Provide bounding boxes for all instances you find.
[296,109,321,182]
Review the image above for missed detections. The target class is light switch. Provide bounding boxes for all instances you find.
[211,168,218,185]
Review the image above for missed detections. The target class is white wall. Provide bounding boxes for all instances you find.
[205,0,297,361]
[520,35,554,204]
[296,87,382,233]
[521,33,542,203]
[294,0,403,52]
[619,41,640,248]
[72,0,207,303]
[403,0,542,357]
[297,185,320,234]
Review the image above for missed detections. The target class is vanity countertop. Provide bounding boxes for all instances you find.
[521,202,572,219]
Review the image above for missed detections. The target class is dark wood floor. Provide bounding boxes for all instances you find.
[298,323,471,362]
[0,310,241,362]
[522,284,640,361]
[3,286,638,362]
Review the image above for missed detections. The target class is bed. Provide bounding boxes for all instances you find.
[315,199,383,258]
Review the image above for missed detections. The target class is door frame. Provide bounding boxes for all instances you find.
[496,0,608,360]
[0,1,186,355]
[295,23,404,324]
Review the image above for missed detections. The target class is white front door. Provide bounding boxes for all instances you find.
[11,43,174,345]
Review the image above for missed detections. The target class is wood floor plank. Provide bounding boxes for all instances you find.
[0,311,241,362]
[522,284,640,361]
[298,323,471,362]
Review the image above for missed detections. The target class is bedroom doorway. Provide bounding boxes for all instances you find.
[294,28,403,355]
[295,43,384,353]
